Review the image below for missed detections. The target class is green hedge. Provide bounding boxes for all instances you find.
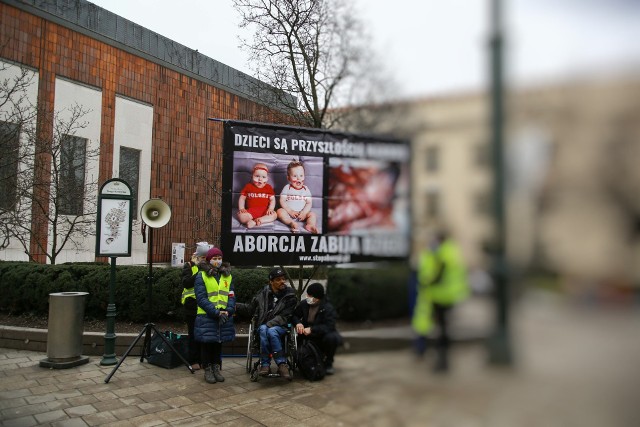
[328,264,410,321]
[0,261,410,323]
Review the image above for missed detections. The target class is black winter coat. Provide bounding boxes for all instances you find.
[291,299,338,339]
[237,285,297,328]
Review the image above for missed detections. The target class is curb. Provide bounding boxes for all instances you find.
[0,324,487,358]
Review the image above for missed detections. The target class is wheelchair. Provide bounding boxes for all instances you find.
[245,316,298,381]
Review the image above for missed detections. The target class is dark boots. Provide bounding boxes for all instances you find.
[204,365,216,383]
[433,348,450,373]
[204,364,225,383]
[213,364,225,382]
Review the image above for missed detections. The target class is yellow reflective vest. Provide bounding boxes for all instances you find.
[181,265,199,305]
[196,273,233,314]
[412,239,469,335]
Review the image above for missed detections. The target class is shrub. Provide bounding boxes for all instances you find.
[232,267,269,303]
[328,263,410,321]
[0,261,411,323]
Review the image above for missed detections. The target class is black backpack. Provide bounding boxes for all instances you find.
[296,339,326,381]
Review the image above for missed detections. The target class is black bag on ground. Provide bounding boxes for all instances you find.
[147,330,189,369]
[296,339,326,381]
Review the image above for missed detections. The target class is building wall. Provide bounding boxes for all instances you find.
[0,0,279,263]
[408,93,492,268]
[398,79,640,286]
[512,80,640,285]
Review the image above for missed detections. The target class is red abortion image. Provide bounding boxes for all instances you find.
[328,159,407,235]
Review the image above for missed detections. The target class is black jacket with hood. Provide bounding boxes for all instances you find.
[291,298,339,339]
[238,284,297,328]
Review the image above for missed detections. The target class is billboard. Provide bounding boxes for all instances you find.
[220,120,410,266]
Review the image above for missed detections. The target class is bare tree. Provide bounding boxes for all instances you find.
[0,60,37,250]
[188,165,224,248]
[233,0,397,129]
[1,60,99,263]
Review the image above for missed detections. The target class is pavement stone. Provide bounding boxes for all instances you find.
[0,292,638,426]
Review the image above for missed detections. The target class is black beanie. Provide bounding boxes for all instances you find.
[307,282,325,299]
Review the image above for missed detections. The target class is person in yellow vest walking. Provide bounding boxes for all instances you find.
[412,231,469,372]
[194,247,236,384]
[181,241,210,370]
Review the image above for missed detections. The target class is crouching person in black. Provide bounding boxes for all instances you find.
[292,282,343,375]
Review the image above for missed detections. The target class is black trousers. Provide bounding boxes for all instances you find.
[433,303,452,359]
[304,331,343,366]
[185,313,201,365]
[184,299,201,365]
[200,342,222,367]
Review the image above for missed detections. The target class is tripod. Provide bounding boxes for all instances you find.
[105,226,194,383]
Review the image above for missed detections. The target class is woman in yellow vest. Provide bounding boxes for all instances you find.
[194,247,236,384]
[181,241,209,371]
[412,231,469,372]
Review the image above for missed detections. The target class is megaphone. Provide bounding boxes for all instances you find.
[140,198,171,228]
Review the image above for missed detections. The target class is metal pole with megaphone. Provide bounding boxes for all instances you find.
[105,198,194,383]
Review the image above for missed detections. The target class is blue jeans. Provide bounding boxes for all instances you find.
[258,324,287,366]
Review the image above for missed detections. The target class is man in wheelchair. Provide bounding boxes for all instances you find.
[237,267,297,380]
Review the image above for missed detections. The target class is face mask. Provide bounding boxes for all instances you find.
[306,297,316,305]
[210,259,222,268]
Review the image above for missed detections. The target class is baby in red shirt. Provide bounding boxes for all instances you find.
[237,163,277,228]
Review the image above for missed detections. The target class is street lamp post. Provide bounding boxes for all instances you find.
[487,0,513,366]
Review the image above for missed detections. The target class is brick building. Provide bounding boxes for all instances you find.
[0,0,288,264]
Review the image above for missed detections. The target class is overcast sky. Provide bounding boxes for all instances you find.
[89,0,640,100]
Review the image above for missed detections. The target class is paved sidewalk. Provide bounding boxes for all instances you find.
[1,292,639,426]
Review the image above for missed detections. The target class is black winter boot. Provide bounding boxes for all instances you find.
[204,364,217,383]
[213,364,225,382]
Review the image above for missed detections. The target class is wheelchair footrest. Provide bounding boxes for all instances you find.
[266,373,282,378]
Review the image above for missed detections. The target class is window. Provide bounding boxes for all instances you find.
[474,142,490,168]
[426,190,440,218]
[425,146,439,172]
[0,121,20,210]
[59,135,87,215]
[474,191,492,217]
[119,147,140,219]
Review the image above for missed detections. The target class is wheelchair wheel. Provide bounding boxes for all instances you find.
[245,321,254,373]
[286,327,298,370]
[250,361,260,382]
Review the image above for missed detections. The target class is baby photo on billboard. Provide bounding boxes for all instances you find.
[230,152,323,234]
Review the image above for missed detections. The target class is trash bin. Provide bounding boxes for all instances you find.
[39,292,90,369]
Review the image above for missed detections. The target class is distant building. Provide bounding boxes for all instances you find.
[0,0,289,264]
[342,76,640,288]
